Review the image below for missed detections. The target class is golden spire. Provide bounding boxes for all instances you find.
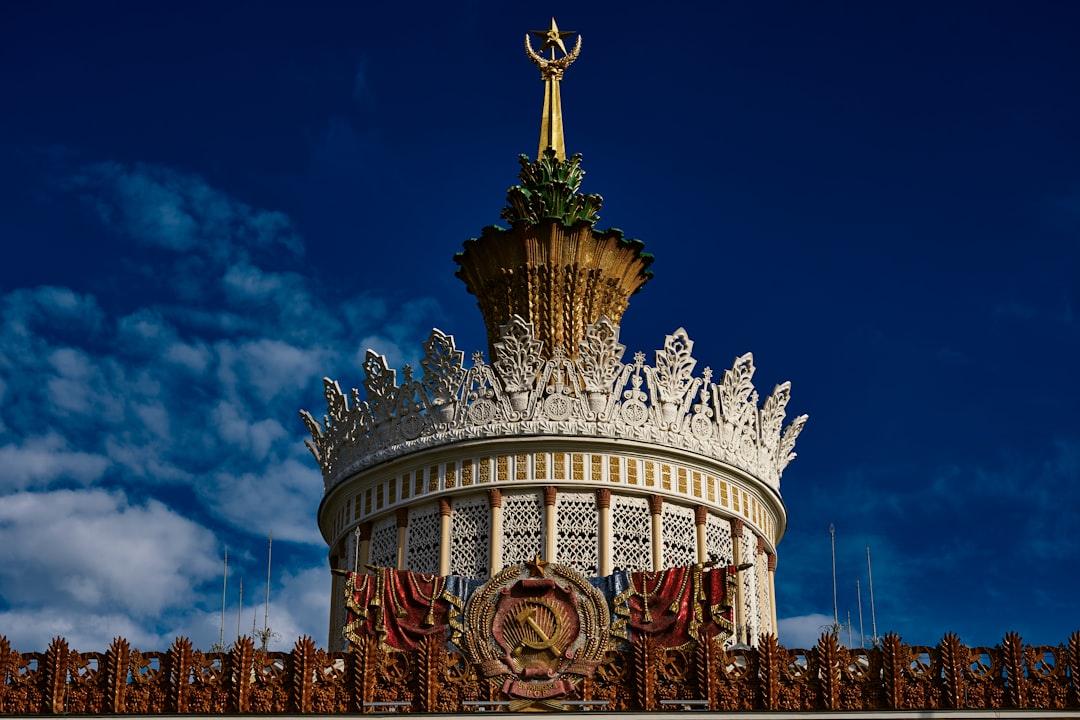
[526,18,581,161]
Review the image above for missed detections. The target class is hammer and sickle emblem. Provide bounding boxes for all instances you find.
[514,605,560,652]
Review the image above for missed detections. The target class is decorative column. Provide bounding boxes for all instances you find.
[767,551,778,636]
[694,506,708,564]
[488,489,504,576]
[597,488,612,576]
[395,509,409,570]
[649,495,663,571]
[328,551,343,651]
[438,498,452,576]
[755,535,767,641]
[543,486,558,562]
[729,518,745,644]
[358,522,372,573]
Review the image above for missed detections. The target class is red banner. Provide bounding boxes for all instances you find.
[344,563,736,651]
[624,565,736,648]
[344,568,456,651]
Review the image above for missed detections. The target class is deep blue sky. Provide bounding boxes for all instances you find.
[1,1,1077,651]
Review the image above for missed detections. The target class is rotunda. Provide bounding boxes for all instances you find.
[302,19,806,653]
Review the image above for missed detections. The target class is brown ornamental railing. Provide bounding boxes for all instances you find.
[1,631,1078,714]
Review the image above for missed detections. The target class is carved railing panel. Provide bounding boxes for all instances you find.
[62,649,103,713]
[187,650,226,713]
[1,631,1078,714]
[589,648,631,711]
[250,650,287,713]
[714,645,755,710]
[1069,631,1080,708]
[125,649,166,713]
[655,645,692,704]
[966,644,1006,708]
[438,648,485,713]
[840,645,881,710]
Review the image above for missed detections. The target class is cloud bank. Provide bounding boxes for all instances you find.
[0,162,444,650]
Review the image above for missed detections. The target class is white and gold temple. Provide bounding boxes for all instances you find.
[302,19,806,652]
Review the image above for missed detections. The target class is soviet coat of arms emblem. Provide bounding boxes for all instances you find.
[462,556,609,709]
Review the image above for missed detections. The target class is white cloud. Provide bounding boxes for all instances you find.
[261,565,333,647]
[0,433,110,490]
[777,613,837,649]
[0,489,218,617]
[172,564,330,651]
[72,162,302,259]
[0,161,445,652]
[45,347,125,421]
[222,262,287,300]
[216,338,327,401]
[0,610,170,651]
[200,458,325,545]
[212,400,288,461]
[0,287,103,357]
[164,340,213,373]
[117,307,171,343]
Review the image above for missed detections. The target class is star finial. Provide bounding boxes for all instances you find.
[524,554,550,577]
[530,17,576,58]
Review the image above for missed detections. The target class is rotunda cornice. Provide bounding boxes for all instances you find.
[318,432,787,525]
[302,315,806,496]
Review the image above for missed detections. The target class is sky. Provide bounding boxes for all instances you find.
[1,1,1078,653]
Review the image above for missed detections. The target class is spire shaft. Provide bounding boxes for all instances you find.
[526,18,580,161]
[539,74,566,160]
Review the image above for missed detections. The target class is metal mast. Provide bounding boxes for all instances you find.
[217,549,228,650]
[264,532,272,639]
[830,523,839,637]
[867,545,879,647]
[353,526,361,573]
[255,533,279,651]
[237,577,243,641]
[857,579,865,649]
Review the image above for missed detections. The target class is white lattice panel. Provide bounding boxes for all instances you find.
[369,515,398,569]
[661,503,697,568]
[555,492,598,575]
[706,514,733,565]
[406,503,440,575]
[740,533,759,644]
[501,491,543,567]
[611,495,651,572]
[450,495,489,579]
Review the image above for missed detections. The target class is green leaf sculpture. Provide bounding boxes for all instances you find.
[501,150,604,226]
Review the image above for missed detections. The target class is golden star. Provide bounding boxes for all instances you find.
[529,17,575,57]
[524,554,550,577]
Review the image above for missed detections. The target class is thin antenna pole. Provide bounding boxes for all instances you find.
[857,579,865,649]
[219,549,228,649]
[867,545,879,646]
[264,533,273,636]
[237,577,243,640]
[829,523,839,637]
[846,611,853,648]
